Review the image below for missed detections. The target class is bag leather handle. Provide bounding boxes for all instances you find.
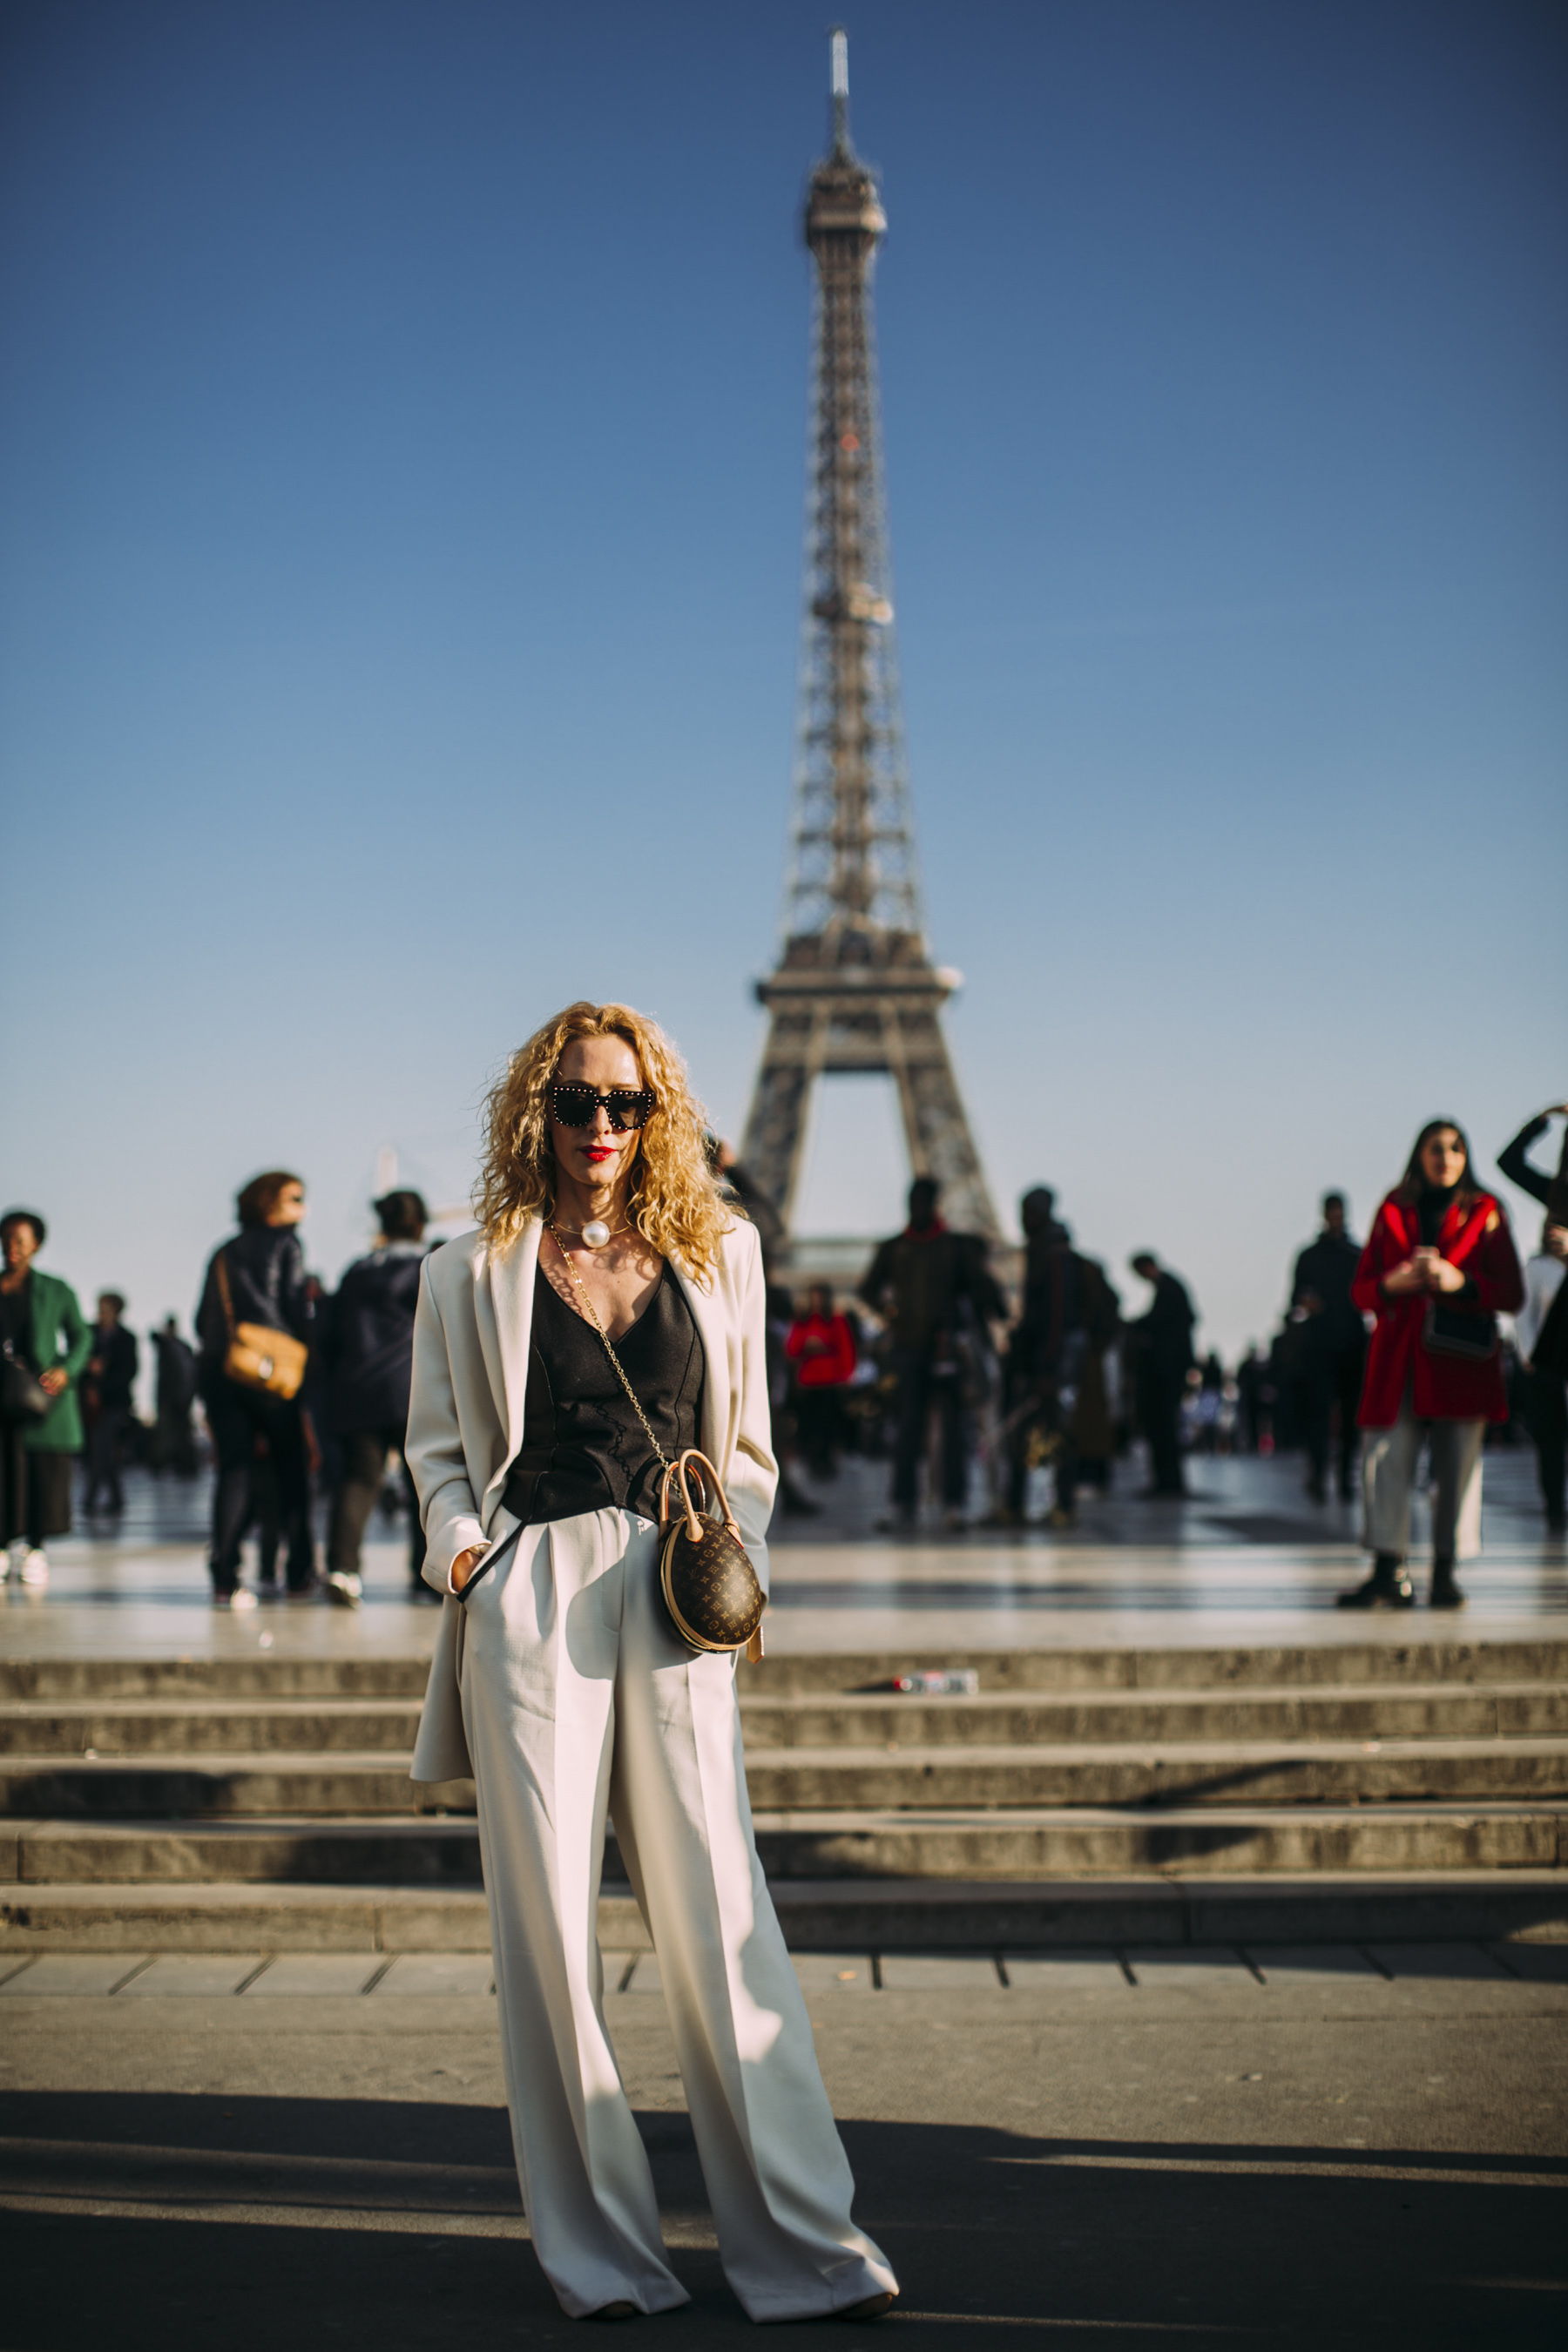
[659,1448,742,1546]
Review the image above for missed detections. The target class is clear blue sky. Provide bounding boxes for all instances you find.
[2,0,1564,1364]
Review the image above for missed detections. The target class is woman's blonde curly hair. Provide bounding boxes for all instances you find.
[472,1001,731,1282]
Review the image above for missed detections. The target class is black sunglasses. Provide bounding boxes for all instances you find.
[547,1082,657,1132]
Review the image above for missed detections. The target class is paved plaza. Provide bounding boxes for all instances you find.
[1,1450,1564,2345]
[5,1445,1564,1659]
[1,1937,1565,2348]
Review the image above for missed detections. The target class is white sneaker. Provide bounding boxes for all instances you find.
[18,1549,49,1588]
[325,1571,362,1608]
[214,1586,258,1612]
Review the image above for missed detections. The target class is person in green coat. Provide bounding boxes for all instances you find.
[1,1210,91,1587]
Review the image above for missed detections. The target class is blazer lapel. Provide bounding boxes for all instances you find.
[670,1258,733,1472]
[1443,1197,1489,1267]
[480,1219,542,1517]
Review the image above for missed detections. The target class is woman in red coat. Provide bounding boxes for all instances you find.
[1339,1119,1524,1610]
[786,1283,859,1477]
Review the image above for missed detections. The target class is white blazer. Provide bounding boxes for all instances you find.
[405,1214,778,1782]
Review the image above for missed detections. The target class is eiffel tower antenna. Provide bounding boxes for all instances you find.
[740,28,999,1240]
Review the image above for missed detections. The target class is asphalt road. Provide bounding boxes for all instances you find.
[1,1943,1565,2349]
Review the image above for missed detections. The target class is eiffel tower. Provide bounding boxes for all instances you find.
[741,29,998,1243]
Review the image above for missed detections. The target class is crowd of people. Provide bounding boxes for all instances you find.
[758,1102,1567,1605]
[0,1179,435,1606]
[1,1102,1564,1608]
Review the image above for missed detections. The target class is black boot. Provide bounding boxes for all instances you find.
[1335,1552,1415,1609]
[1429,1557,1467,1609]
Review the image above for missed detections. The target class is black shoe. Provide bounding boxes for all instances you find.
[1336,1554,1415,1609]
[1429,1559,1467,1609]
[833,2293,897,2322]
[584,2302,639,2322]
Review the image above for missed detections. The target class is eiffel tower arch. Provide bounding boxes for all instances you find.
[741,30,998,1244]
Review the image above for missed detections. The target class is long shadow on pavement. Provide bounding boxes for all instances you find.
[0,2092,1562,2349]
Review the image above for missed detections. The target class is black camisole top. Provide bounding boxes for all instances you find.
[502,1261,706,1528]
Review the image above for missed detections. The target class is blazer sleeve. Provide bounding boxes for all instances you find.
[857,1238,893,1315]
[58,1284,92,1382]
[1468,1207,1525,1317]
[1352,1207,1399,1317]
[1497,1118,1553,1209]
[1289,1245,1313,1310]
[279,1233,312,1346]
[403,1260,488,1593]
[726,1223,780,1579]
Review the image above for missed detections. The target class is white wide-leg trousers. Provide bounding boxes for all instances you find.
[457,1505,896,2322]
[1362,1393,1484,1561]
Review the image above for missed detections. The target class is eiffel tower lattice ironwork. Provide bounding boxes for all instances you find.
[740,30,998,1241]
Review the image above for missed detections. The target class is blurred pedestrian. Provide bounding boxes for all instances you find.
[1338,1119,1524,1609]
[194,1171,314,1608]
[1289,1193,1367,1503]
[1515,1219,1568,1534]
[859,1178,1005,1532]
[0,1210,90,1588]
[321,1189,430,1605]
[1126,1253,1197,1497]
[709,1137,786,1262]
[786,1284,858,1477]
[149,1317,198,1475]
[1498,1104,1568,1534]
[1234,1346,1265,1454]
[1193,1351,1227,1455]
[82,1292,139,1514]
[995,1193,1118,1528]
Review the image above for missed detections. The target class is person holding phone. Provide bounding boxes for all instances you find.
[1338,1120,1523,1609]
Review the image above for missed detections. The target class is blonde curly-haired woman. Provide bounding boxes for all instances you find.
[405,1002,896,2326]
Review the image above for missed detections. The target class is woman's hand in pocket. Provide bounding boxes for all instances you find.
[450,1545,486,1594]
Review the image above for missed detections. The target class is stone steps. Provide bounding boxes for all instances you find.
[7,1684,1566,1758]
[5,1636,1567,1703]
[2,1802,1565,1887]
[744,1736,1568,1807]
[741,1685,1568,1744]
[5,1733,1566,1819]
[0,1700,425,1756]
[0,1754,465,1818]
[3,1872,1566,1953]
[3,1639,1563,1948]
[746,1803,1568,1878]
[0,1658,430,1703]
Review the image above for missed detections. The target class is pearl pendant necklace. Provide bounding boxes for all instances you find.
[553,1216,630,1253]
